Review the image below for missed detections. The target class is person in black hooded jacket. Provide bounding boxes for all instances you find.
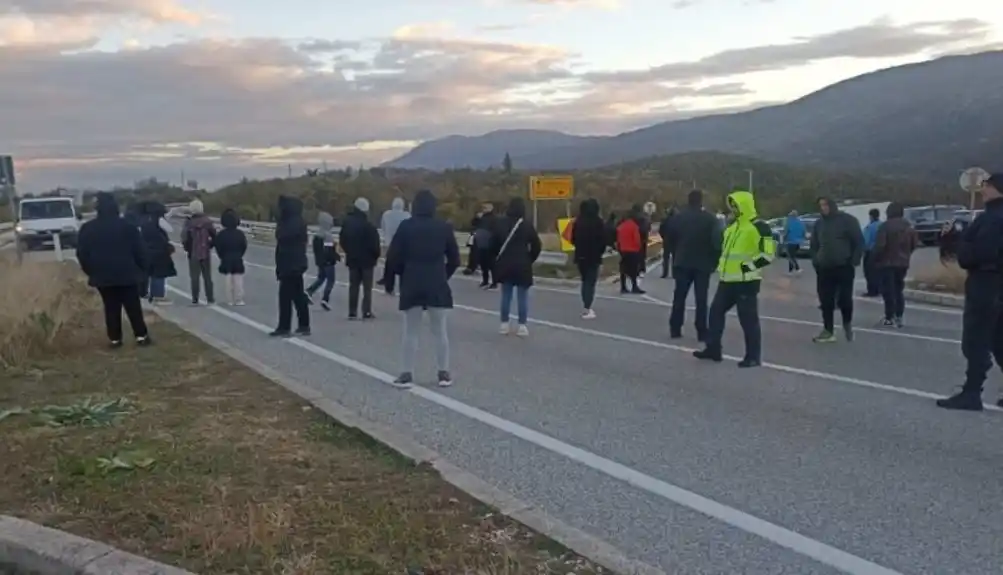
[76,192,151,347]
[139,201,176,305]
[491,197,542,336]
[384,189,461,388]
[571,198,606,319]
[214,209,248,306]
[339,197,381,319]
[270,195,310,336]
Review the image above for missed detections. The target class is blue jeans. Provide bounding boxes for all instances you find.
[500,283,529,324]
[148,276,166,299]
[307,265,336,302]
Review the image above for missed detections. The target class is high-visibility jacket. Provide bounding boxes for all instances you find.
[717,190,776,283]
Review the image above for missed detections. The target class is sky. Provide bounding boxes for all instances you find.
[1,0,1001,193]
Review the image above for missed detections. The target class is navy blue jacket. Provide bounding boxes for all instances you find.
[76,193,148,288]
[274,196,308,279]
[339,208,381,269]
[139,203,176,279]
[385,189,461,310]
[490,198,542,287]
[214,209,247,274]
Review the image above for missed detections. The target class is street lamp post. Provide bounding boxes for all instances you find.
[745,169,754,193]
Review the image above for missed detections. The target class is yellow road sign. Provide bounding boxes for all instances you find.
[557,217,575,252]
[529,175,573,200]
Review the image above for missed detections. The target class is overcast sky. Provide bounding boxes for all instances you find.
[1,0,1000,193]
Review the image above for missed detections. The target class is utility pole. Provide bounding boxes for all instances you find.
[287,164,292,178]
[745,169,754,192]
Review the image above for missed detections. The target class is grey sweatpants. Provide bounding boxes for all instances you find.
[402,307,450,373]
[189,257,214,303]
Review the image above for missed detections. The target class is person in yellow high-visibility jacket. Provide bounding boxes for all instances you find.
[693,190,776,367]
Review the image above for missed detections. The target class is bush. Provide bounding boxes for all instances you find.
[910,261,965,294]
[0,255,101,367]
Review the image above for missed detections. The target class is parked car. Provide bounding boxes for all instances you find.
[903,204,965,246]
[770,214,816,257]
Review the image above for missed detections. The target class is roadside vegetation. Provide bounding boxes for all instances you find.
[0,255,609,574]
[910,261,966,294]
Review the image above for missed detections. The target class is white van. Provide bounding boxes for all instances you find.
[14,197,81,251]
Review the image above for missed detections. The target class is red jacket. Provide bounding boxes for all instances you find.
[616,219,642,253]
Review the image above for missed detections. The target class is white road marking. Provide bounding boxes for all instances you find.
[162,281,908,575]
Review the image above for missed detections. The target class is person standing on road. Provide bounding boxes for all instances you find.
[637,208,651,281]
[339,197,381,320]
[384,189,461,388]
[658,207,677,279]
[571,198,606,319]
[666,190,722,341]
[305,211,340,309]
[782,210,805,273]
[377,197,410,291]
[270,196,310,337]
[182,199,216,305]
[937,174,1003,411]
[872,202,917,328]
[463,207,485,275]
[473,203,498,289]
[693,190,775,367]
[76,192,152,348]
[810,197,864,343]
[616,205,645,294]
[862,208,882,297]
[493,197,542,336]
[139,202,176,306]
[213,208,247,306]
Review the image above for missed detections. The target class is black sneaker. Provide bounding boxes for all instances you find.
[437,370,453,387]
[881,319,895,327]
[269,329,291,337]
[136,336,152,347]
[295,327,311,336]
[109,340,123,349]
[393,372,414,389]
[320,300,331,311]
[631,288,646,294]
[363,312,375,320]
[348,314,359,321]
[669,332,683,339]
[479,282,489,289]
[693,348,722,362]
[997,398,1003,408]
[738,358,761,368]
[936,391,984,411]
[843,322,854,342]
[487,283,498,290]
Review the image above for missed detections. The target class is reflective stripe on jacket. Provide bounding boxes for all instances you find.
[717,190,776,283]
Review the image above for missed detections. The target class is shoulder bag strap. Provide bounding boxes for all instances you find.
[496,218,523,261]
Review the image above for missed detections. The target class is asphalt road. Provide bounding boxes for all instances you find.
[47,233,1003,574]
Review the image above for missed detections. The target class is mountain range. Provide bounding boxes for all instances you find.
[385,51,1003,182]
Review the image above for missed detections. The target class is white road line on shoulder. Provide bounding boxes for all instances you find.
[162,281,907,575]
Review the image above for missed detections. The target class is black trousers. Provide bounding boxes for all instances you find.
[660,251,672,277]
[465,245,479,272]
[816,265,855,332]
[705,281,762,361]
[862,251,879,296]
[348,266,374,316]
[669,267,711,339]
[619,253,641,291]
[962,276,1003,393]
[880,267,908,320]
[277,274,310,331]
[478,248,495,285]
[97,285,148,342]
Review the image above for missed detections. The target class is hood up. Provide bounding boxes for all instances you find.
[506,197,526,219]
[817,196,838,217]
[886,202,905,219]
[220,209,240,229]
[391,197,405,211]
[412,189,437,217]
[578,198,600,219]
[277,195,303,221]
[95,192,120,218]
[726,190,758,222]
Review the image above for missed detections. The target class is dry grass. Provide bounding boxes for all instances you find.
[0,261,609,574]
[909,261,965,294]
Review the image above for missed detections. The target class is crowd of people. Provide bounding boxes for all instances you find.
[71,173,1003,411]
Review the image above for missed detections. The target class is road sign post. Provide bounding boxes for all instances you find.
[529,175,574,229]
[960,167,989,210]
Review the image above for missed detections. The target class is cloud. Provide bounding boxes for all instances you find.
[0,15,997,191]
[517,0,620,8]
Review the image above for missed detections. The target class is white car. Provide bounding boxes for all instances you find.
[14,197,81,251]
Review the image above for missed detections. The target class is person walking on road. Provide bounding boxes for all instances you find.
[182,199,217,305]
[139,202,176,306]
[666,190,722,341]
[384,189,461,388]
[937,173,1003,411]
[493,197,542,336]
[305,211,340,309]
[693,190,775,367]
[270,196,310,337]
[213,208,248,306]
[571,198,606,319]
[862,208,882,297]
[377,197,410,291]
[616,205,646,294]
[872,202,917,328]
[810,197,864,343]
[76,192,152,348]
[782,210,805,273]
[658,207,677,278]
[340,197,381,320]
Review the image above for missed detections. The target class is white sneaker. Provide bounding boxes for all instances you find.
[582,309,596,319]
[499,323,510,335]
[234,301,246,306]
[516,324,529,337]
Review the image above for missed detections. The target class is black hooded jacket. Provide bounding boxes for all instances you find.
[571,199,606,267]
[339,207,381,269]
[810,197,865,268]
[385,189,461,310]
[139,202,176,279]
[76,192,148,288]
[491,198,542,287]
[274,196,308,279]
[214,209,247,274]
